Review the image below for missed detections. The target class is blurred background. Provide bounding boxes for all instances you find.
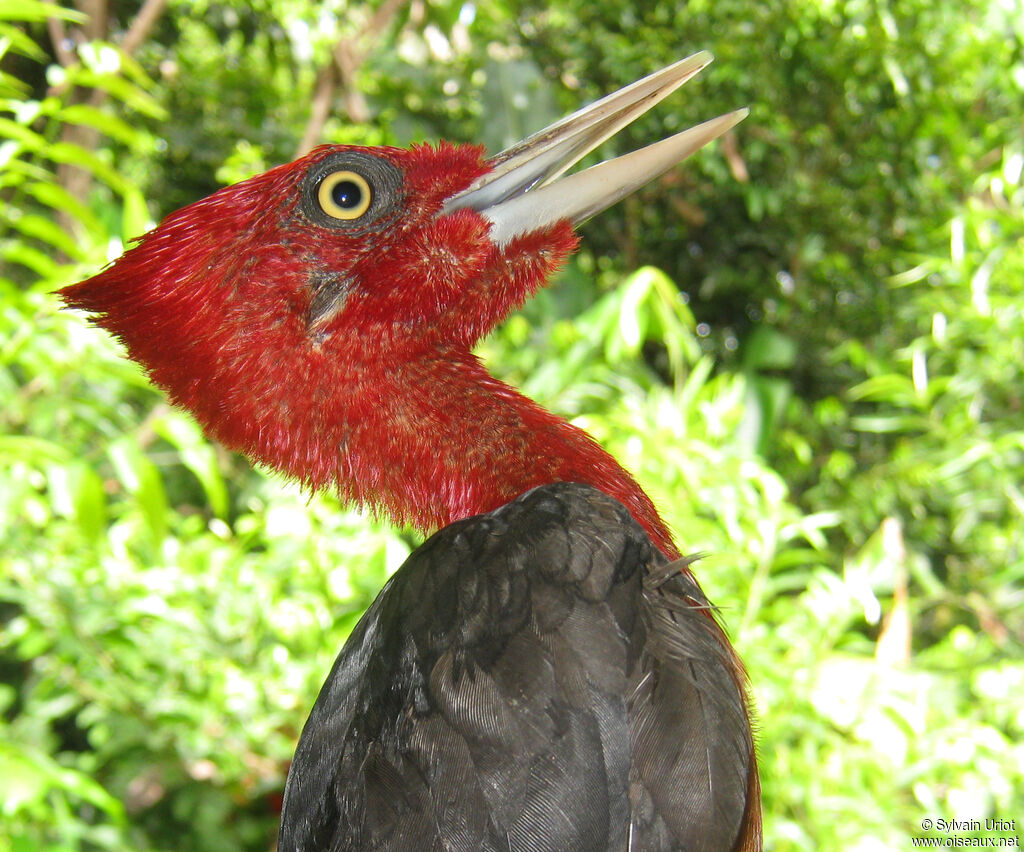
[2,1,1022,849]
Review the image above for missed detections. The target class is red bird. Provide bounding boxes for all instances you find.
[62,53,760,851]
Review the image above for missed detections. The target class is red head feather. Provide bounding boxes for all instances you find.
[61,141,679,556]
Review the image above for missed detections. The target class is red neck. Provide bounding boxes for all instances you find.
[207,338,678,559]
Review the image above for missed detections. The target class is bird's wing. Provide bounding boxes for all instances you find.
[628,557,758,851]
[278,482,754,852]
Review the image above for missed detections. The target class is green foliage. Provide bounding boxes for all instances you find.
[811,145,1024,592]
[0,20,160,281]
[2,280,410,849]
[2,1,1023,850]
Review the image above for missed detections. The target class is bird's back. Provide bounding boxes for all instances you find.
[279,483,756,852]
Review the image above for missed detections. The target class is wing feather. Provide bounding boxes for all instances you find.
[278,483,758,852]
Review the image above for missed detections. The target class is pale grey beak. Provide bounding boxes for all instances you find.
[441,51,747,246]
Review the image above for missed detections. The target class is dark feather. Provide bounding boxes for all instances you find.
[279,483,754,852]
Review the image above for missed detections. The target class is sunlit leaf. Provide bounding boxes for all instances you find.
[0,0,85,23]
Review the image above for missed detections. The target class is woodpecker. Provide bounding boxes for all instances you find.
[62,53,759,851]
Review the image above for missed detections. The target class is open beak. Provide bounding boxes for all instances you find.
[442,51,747,246]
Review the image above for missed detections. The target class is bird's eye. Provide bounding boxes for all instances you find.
[300,151,403,233]
[317,170,373,220]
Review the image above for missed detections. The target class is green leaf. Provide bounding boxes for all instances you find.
[0,68,30,98]
[0,435,71,466]
[57,103,144,147]
[847,374,919,405]
[4,212,85,259]
[44,141,131,195]
[153,412,230,519]
[0,21,47,61]
[0,0,85,24]
[849,413,931,433]
[743,325,797,372]
[0,744,49,815]
[120,184,150,243]
[0,741,124,823]
[45,460,107,539]
[0,115,47,151]
[108,437,168,544]
[24,179,105,239]
[0,240,59,276]
[64,67,167,120]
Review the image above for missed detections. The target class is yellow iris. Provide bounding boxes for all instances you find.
[317,170,372,220]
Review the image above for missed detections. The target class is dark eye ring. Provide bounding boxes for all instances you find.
[301,151,403,233]
[317,170,372,220]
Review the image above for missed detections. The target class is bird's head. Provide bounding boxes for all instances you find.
[61,53,745,542]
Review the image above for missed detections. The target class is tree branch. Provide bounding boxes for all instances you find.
[294,0,411,158]
[48,0,170,247]
[295,63,341,158]
[121,0,170,57]
[46,8,76,68]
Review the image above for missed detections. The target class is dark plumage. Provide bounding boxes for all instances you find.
[279,483,755,852]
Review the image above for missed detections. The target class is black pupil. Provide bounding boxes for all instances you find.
[332,178,364,210]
